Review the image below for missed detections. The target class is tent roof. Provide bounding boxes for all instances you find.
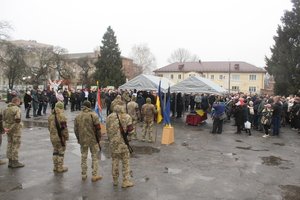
[119,74,174,93]
[170,76,227,94]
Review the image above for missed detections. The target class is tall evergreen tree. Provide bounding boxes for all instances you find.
[265,0,300,95]
[94,26,126,87]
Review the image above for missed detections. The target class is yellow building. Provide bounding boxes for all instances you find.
[154,61,266,94]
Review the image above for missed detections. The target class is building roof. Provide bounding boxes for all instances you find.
[65,51,133,61]
[154,61,266,73]
[11,40,53,49]
[66,52,97,59]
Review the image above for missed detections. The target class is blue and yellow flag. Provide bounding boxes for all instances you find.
[156,80,163,123]
[163,86,171,126]
[94,81,104,122]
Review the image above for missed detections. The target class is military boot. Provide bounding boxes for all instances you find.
[52,155,58,172]
[82,174,87,181]
[11,160,25,168]
[122,179,134,188]
[56,166,68,173]
[7,159,12,168]
[91,175,102,182]
[113,177,119,186]
[56,156,68,173]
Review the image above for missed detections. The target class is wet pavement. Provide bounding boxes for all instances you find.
[1,102,300,200]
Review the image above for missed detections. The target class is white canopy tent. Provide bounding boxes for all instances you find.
[119,74,174,93]
[170,76,227,95]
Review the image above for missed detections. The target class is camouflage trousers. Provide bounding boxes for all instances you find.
[52,142,66,171]
[112,152,130,181]
[142,120,154,141]
[6,132,21,160]
[81,144,99,176]
[130,118,138,139]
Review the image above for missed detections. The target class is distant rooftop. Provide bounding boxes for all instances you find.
[65,51,133,61]
[11,40,53,49]
[154,61,266,73]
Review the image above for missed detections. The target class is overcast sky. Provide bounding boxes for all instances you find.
[1,0,293,68]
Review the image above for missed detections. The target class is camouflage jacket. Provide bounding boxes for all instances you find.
[48,108,69,144]
[106,112,133,154]
[110,96,125,112]
[3,103,22,135]
[0,109,4,134]
[127,101,139,120]
[74,107,100,146]
[141,103,157,121]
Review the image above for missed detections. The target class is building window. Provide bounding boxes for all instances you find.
[157,74,163,77]
[178,74,181,79]
[203,75,206,78]
[210,75,214,80]
[249,86,256,92]
[170,74,174,79]
[232,86,239,91]
[219,75,226,80]
[232,75,240,81]
[249,74,256,81]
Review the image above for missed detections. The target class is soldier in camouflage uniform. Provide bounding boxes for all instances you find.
[106,105,134,188]
[122,90,131,103]
[127,96,139,140]
[110,95,125,113]
[141,97,157,142]
[48,102,69,173]
[74,101,102,182]
[3,97,24,168]
[0,108,6,165]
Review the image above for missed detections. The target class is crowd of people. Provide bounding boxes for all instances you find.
[1,86,300,189]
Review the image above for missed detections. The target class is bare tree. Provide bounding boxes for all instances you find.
[0,42,27,89]
[168,48,199,63]
[129,44,156,74]
[0,21,12,40]
[77,56,93,87]
[23,46,54,86]
[51,46,74,80]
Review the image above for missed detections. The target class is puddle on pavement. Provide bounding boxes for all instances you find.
[236,146,251,150]
[273,143,285,146]
[181,141,188,146]
[261,156,287,166]
[223,152,237,156]
[132,146,160,155]
[280,185,300,200]
[73,143,161,160]
[163,167,182,174]
[0,183,23,192]
[235,140,243,143]
[23,121,48,128]
[236,146,269,152]
[139,176,150,182]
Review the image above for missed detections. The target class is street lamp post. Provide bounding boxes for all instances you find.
[228,62,231,94]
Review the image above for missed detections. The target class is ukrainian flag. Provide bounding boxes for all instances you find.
[156,80,163,123]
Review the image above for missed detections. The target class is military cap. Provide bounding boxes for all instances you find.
[55,101,64,110]
[83,100,91,108]
[146,97,151,103]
